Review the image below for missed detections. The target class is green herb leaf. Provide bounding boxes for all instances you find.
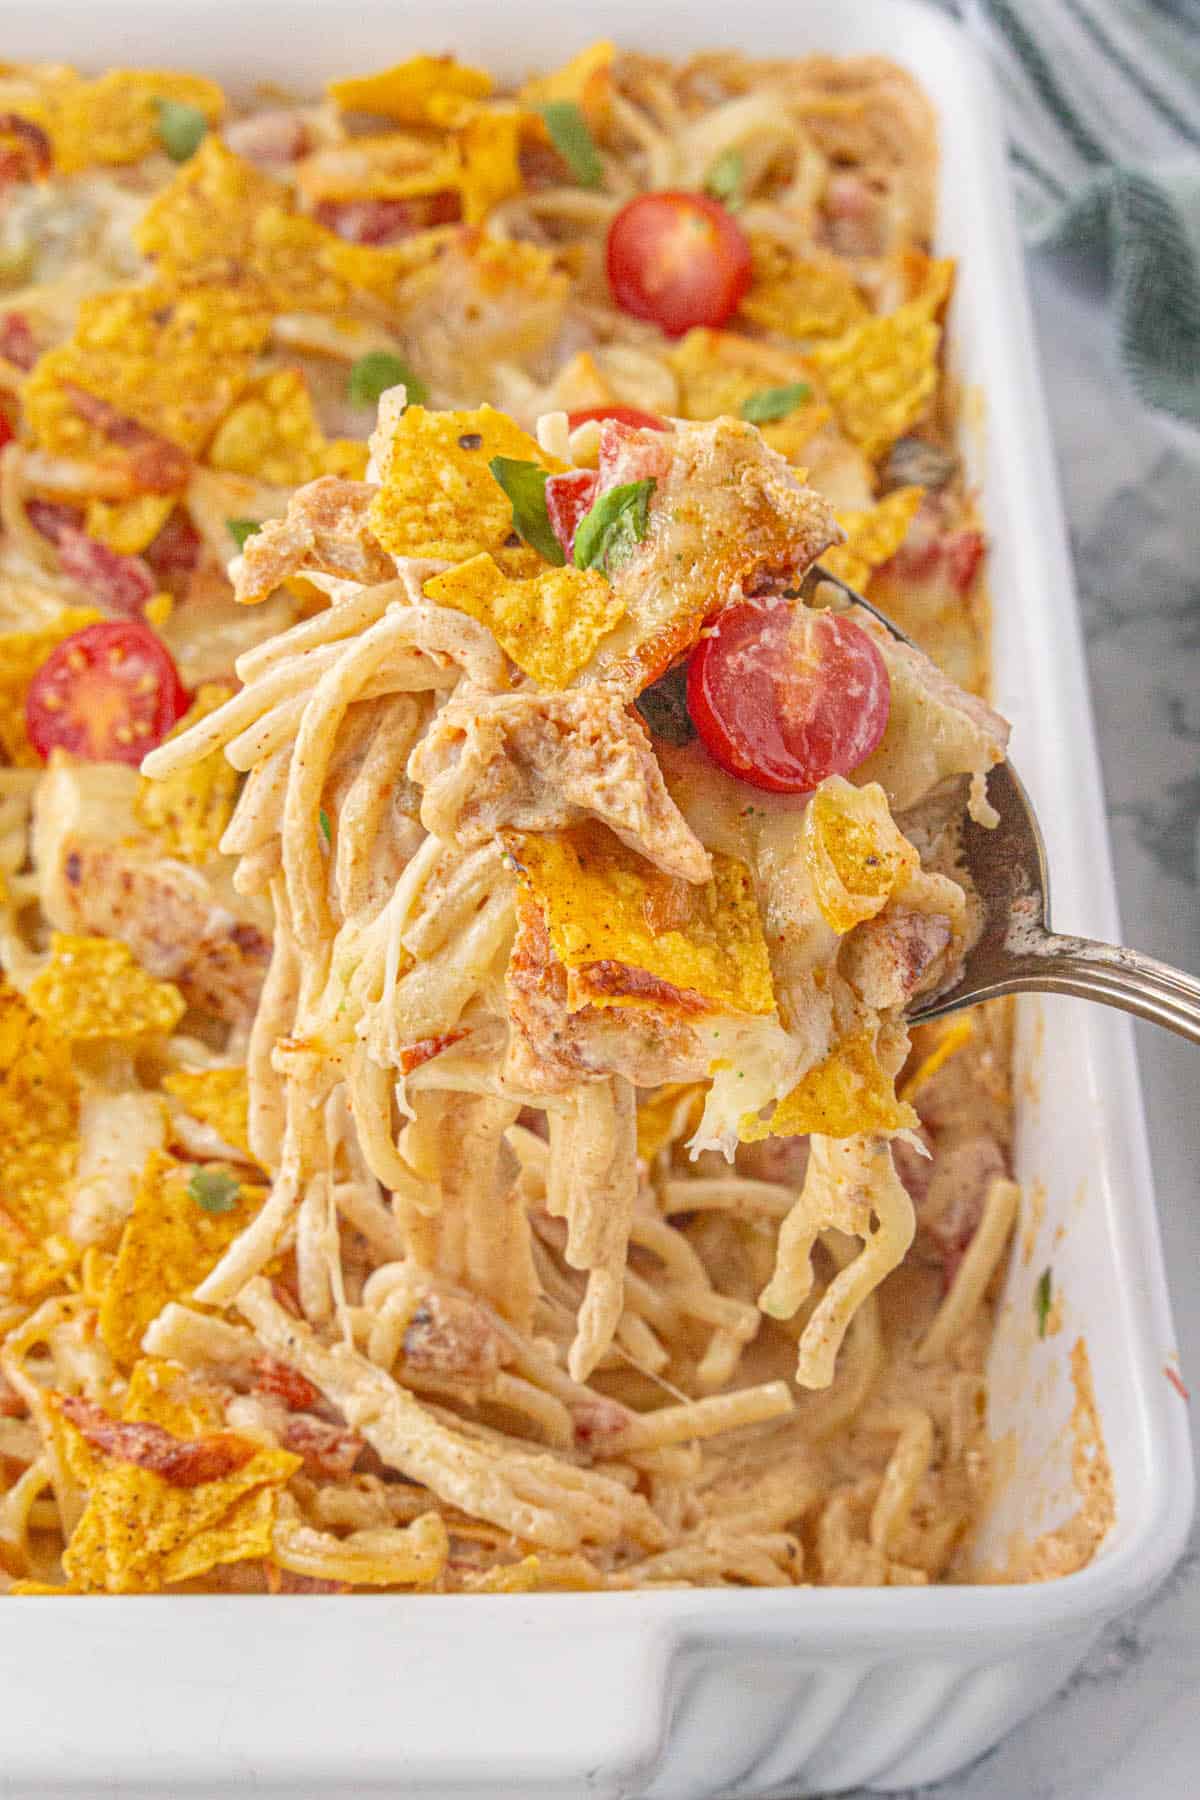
[740,383,812,425]
[1035,1267,1053,1338]
[573,479,655,577]
[539,101,603,189]
[188,1168,241,1215]
[635,663,695,746]
[155,97,208,163]
[705,148,744,208]
[318,809,332,844]
[347,350,428,409]
[226,518,261,551]
[488,456,564,566]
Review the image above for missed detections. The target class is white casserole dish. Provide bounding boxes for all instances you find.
[1,1,1192,1793]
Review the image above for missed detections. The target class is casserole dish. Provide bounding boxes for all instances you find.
[0,0,1191,1793]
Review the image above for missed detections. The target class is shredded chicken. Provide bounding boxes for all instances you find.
[231,477,395,604]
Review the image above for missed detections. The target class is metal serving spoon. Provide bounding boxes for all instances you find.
[817,569,1200,1044]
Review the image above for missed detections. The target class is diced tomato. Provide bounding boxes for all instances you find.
[545,468,598,561]
[0,412,12,451]
[26,499,84,543]
[314,192,460,244]
[55,526,157,617]
[687,601,891,794]
[250,1354,322,1414]
[0,114,52,188]
[944,529,985,595]
[144,507,202,591]
[26,619,189,766]
[606,191,752,336]
[566,405,668,432]
[0,310,37,371]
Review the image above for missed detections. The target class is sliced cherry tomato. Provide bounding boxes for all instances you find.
[545,468,599,562]
[687,602,891,794]
[0,410,12,451]
[606,192,752,336]
[566,405,668,432]
[26,619,189,766]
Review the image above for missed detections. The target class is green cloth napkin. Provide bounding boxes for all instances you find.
[963,0,1200,427]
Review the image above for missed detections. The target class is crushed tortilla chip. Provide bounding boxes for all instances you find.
[822,485,924,591]
[458,105,523,224]
[808,302,941,462]
[520,41,615,130]
[636,1083,707,1161]
[901,252,956,322]
[206,369,330,489]
[741,237,868,340]
[82,493,176,557]
[162,1066,253,1161]
[23,283,272,464]
[740,1029,918,1140]
[134,683,241,862]
[800,777,919,934]
[424,553,622,688]
[668,328,830,461]
[329,54,492,126]
[56,1360,298,1593]
[9,67,224,176]
[369,404,559,571]
[898,1015,975,1103]
[98,1151,262,1367]
[0,607,102,765]
[27,934,186,1042]
[511,821,775,1016]
[0,979,79,1295]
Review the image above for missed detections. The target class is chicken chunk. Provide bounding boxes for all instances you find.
[231,476,395,603]
[840,904,954,1010]
[408,684,711,882]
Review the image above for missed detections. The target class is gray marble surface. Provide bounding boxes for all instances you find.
[876,242,1200,1800]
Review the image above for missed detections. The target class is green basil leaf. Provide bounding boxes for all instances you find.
[740,382,812,425]
[635,662,695,746]
[705,148,744,209]
[348,350,427,409]
[155,97,208,163]
[188,1168,241,1215]
[573,478,655,577]
[488,456,564,565]
[226,518,261,551]
[1035,1266,1053,1338]
[318,808,332,844]
[539,101,603,189]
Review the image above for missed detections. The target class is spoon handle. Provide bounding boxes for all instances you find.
[979,934,1200,1044]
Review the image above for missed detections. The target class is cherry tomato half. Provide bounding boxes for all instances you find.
[26,619,189,766]
[606,192,752,336]
[687,602,891,794]
[566,405,668,432]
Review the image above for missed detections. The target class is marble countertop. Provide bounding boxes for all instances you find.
[876,246,1200,1800]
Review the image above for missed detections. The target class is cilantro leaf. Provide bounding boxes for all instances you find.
[488,456,564,565]
[188,1168,241,1215]
[635,663,695,746]
[573,479,655,577]
[539,101,603,189]
[740,383,812,425]
[348,350,427,409]
[318,808,332,844]
[1035,1266,1053,1338]
[226,518,261,551]
[705,148,744,209]
[155,97,208,163]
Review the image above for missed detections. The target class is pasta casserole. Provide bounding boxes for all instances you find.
[0,44,1098,1596]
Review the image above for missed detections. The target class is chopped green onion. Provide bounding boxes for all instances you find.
[1035,1267,1053,1338]
[226,518,261,551]
[539,101,603,189]
[573,479,655,577]
[318,809,332,844]
[705,148,744,209]
[347,350,428,409]
[188,1168,240,1215]
[740,383,812,425]
[635,663,694,746]
[155,97,208,163]
[488,456,564,566]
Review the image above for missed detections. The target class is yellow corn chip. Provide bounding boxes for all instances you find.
[83,494,176,557]
[512,821,775,1016]
[369,404,559,571]
[741,237,869,340]
[329,54,492,126]
[424,553,622,689]
[98,1150,261,1367]
[0,606,102,765]
[135,135,286,283]
[520,41,615,129]
[740,1030,918,1140]
[206,368,329,488]
[0,979,79,1295]
[457,105,523,225]
[901,252,956,322]
[162,1066,253,1161]
[800,777,919,935]
[808,301,941,462]
[668,328,830,461]
[635,1083,707,1162]
[8,67,224,176]
[24,283,271,463]
[57,1364,298,1594]
[322,437,370,481]
[822,484,924,591]
[898,1015,975,1103]
[27,933,186,1042]
[134,683,240,862]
